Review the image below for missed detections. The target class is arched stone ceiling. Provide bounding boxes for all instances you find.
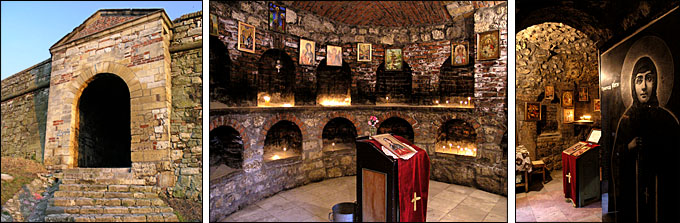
[280,1,505,27]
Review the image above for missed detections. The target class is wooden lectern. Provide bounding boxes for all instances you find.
[356,134,430,222]
[562,129,601,207]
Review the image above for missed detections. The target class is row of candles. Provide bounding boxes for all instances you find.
[260,94,474,107]
[437,142,477,156]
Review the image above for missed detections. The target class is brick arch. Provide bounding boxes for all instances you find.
[259,113,307,146]
[376,112,418,130]
[209,116,250,152]
[318,112,361,136]
[67,61,143,168]
[435,114,482,143]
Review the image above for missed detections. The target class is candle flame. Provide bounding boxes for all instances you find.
[272,155,281,160]
[263,95,271,102]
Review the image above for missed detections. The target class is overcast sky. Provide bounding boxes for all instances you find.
[1,1,202,80]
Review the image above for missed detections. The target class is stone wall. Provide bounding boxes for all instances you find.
[515,22,599,169]
[168,11,203,201]
[1,59,51,161]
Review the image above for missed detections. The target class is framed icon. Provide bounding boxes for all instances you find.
[477,30,500,60]
[237,21,256,53]
[545,85,554,100]
[564,108,575,123]
[525,102,541,121]
[357,43,372,62]
[385,48,403,71]
[594,99,601,112]
[562,91,574,107]
[578,86,589,101]
[451,41,469,66]
[299,39,315,65]
[327,45,342,66]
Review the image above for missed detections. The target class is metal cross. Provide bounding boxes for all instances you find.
[566,173,571,183]
[411,192,421,212]
[644,187,649,204]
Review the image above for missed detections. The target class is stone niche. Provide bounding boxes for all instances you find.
[263,120,303,162]
[376,61,413,105]
[377,117,415,143]
[316,59,352,106]
[257,49,296,107]
[436,119,477,157]
[321,117,357,178]
[209,126,244,181]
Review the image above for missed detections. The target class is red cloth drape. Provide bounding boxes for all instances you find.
[367,135,430,222]
[562,152,577,202]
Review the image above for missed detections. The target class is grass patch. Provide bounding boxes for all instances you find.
[1,157,47,204]
[160,196,202,222]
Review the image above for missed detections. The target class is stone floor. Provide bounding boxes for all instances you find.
[515,169,602,222]
[218,176,507,222]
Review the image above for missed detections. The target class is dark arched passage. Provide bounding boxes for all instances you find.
[77,73,131,167]
[377,117,414,142]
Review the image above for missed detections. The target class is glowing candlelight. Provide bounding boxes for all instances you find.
[386,96,389,100]
[435,100,439,104]
[283,147,287,151]
[272,155,281,160]
[459,101,463,104]
[282,103,293,107]
[332,143,335,146]
[264,95,271,103]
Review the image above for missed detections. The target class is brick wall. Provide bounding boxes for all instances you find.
[1,59,52,161]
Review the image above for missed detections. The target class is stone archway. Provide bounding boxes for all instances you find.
[75,73,131,167]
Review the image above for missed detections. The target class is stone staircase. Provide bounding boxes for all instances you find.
[44,168,179,222]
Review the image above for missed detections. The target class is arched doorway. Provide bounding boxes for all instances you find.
[76,73,131,167]
[264,120,302,162]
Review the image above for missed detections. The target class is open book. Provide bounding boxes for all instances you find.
[371,134,418,160]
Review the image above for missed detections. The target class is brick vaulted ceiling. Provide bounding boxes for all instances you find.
[284,1,453,27]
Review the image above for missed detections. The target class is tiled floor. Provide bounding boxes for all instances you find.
[219,176,507,222]
[515,169,601,222]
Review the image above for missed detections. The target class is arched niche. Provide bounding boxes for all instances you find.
[436,119,477,157]
[376,61,412,105]
[76,73,131,167]
[209,36,232,104]
[257,49,295,107]
[438,57,474,107]
[316,59,352,106]
[377,117,414,143]
[209,126,243,181]
[322,117,357,152]
[264,120,302,162]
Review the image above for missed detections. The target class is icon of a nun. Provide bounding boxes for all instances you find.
[611,35,680,222]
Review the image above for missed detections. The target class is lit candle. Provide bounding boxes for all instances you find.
[386,96,389,101]
[264,95,271,103]
[435,100,439,104]
[332,142,335,146]
[272,155,280,160]
[283,147,287,152]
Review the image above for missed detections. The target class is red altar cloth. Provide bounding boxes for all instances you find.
[562,142,598,205]
[367,135,430,222]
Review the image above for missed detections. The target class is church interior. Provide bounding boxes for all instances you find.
[515,0,680,222]
[208,1,508,222]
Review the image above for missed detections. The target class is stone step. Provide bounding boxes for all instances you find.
[61,178,145,185]
[44,212,178,222]
[50,197,166,207]
[46,205,173,215]
[61,168,132,174]
[58,184,156,193]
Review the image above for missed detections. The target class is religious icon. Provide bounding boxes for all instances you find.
[578,87,589,101]
[563,108,574,123]
[327,45,342,66]
[299,39,315,65]
[357,43,372,62]
[385,48,402,71]
[594,99,601,112]
[545,85,554,100]
[477,30,500,60]
[525,102,541,121]
[237,21,255,53]
[209,14,218,36]
[451,41,469,66]
[268,2,286,33]
[562,91,573,107]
